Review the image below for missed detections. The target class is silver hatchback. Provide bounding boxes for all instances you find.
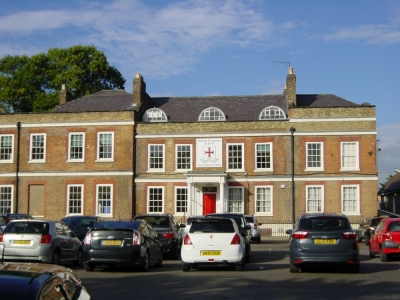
[0,219,82,265]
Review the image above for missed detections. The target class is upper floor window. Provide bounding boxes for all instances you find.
[97,132,114,161]
[198,107,226,121]
[29,133,46,163]
[0,185,13,213]
[341,142,359,170]
[259,106,286,120]
[342,185,360,215]
[228,187,244,213]
[143,108,168,122]
[255,143,272,170]
[0,134,13,163]
[255,186,273,216]
[148,144,165,171]
[306,142,324,171]
[175,187,188,214]
[176,144,192,171]
[97,184,113,217]
[68,133,85,162]
[306,186,324,213]
[227,143,244,171]
[67,185,83,215]
[148,187,164,213]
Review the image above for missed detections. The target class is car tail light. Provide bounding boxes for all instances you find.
[342,231,357,239]
[381,233,392,242]
[183,234,192,245]
[0,233,3,243]
[163,232,174,239]
[254,224,258,230]
[40,234,52,244]
[292,231,309,239]
[83,232,91,246]
[133,230,140,246]
[230,234,241,245]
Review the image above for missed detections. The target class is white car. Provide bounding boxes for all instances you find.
[181,217,246,271]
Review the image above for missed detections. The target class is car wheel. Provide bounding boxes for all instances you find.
[155,251,163,268]
[289,263,299,273]
[52,250,60,265]
[256,236,261,244]
[364,233,370,245]
[84,263,95,272]
[380,248,388,262]
[369,250,376,258]
[349,263,360,273]
[245,246,251,263]
[140,252,149,272]
[73,248,83,266]
[182,264,190,272]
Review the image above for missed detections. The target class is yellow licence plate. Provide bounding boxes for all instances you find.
[13,240,30,245]
[200,250,222,256]
[314,239,336,245]
[102,240,122,246]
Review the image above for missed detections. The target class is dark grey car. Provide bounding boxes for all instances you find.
[286,213,359,273]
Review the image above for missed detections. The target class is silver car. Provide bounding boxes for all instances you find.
[245,215,262,244]
[0,219,82,265]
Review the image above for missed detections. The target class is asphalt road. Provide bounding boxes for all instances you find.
[71,241,400,300]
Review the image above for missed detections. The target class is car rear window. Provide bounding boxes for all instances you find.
[299,217,350,231]
[388,221,400,231]
[135,217,169,229]
[63,218,97,230]
[5,221,49,234]
[190,219,235,233]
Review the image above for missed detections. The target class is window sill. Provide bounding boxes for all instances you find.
[95,159,114,163]
[147,170,165,173]
[0,161,14,164]
[305,168,325,172]
[253,169,274,172]
[340,168,360,172]
[67,160,85,163]
[28,160,46,164]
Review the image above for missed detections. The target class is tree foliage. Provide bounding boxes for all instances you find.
[0,45,125,112]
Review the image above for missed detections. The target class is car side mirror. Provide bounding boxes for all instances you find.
[285,229,293,235]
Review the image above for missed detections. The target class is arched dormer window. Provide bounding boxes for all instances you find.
[259,106,286,120]
[143,108,168,122]
[198,107,226,121]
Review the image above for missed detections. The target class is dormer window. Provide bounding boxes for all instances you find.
[198,107,226,121]
[259,106,286,120]
[143,108,168,122]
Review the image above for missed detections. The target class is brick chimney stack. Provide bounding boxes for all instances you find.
[133,73,146,106]
[59,84,72,105]
[286,67,296,107]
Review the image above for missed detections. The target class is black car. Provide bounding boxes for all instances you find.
[0,262,91,299]
[82,219,163,272]
[0,213,33,231]
[286,213,359,273]
[356,216,387,245]
[133,213,185,259]
[205,213,252,263]
[61,215,103,241]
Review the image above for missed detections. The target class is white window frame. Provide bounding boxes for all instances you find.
[228,186,244,213]
[259,106,286,120]
[0,134,14,163]
[198,107,226,121]
[0,185,13,214]
[29,133,46,163]
[147,186,164,213]
[148,144,165,172]
[306,185,324,213]
[67,133,85,162]
[340,142,360,171]
[143,108,168,122]
[226,143,244,172]
[305,142,324,171]
[96,184,113,217]
[254,142,273,171]
[175,144,192,172]
[255,186,273,216]
[96,132,114,162]
[175,187,188,215]
[67,184,84,215]
[341,185,360,215]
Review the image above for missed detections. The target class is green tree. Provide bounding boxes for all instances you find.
[0,45,125,112]
[379,174,394,188]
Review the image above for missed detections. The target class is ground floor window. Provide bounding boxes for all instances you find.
[175,187,187,214]
[148,187,164,213]
[228,187,243,213]
[342,185,359,215]
[255,186,273,215]
[0,185,12,213]
[306,186,323,213]
[67,185,83,215]
[97,184,113,216]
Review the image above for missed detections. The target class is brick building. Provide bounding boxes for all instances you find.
[0,67,377,228]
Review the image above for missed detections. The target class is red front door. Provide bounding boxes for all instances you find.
[203,193,216,215]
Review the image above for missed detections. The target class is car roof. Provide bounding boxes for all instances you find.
[299,213,348,218]
[206,213,245,217]
[62,215,100,219]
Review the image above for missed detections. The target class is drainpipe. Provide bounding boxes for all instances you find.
[15,122,21,213]
[290,127,296,227]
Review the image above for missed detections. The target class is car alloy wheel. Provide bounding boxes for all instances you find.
[52,250,60,265]
[141,252,149,272]
[182,264,190,272]
[73,249,83,266]
[380,248,388,262]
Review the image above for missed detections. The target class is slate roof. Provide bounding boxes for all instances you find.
[52,89,361,122]
[378,172,400,195]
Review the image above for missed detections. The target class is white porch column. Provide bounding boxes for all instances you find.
[219,181,225,213]
[187,182,193,216]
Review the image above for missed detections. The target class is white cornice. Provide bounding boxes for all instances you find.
[0,171,133,177]
[1,121,135,128]
[290,117,375,123]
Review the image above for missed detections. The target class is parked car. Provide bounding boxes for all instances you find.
[0,213,33,232]
[286,213,359,273]
[82,219,163,272]
[369,217,400,262]
[183,215,205,235]
[356,216,387,245]
[61,215,103,241]
[245,215,262,244]
[133,213,185,259]
[0,219,82,265]
[0,262,91,299]
[181,217,246,271]
[205,213,251,262]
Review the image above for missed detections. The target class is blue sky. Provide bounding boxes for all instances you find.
[1,0,399,184]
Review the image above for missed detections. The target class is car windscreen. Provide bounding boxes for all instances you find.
[299,217,350,231]
[4,221,49,234]
[93,221,138,230]
[388,221,400,232]
[190,219,235,233]
[62,218,97,231]
[245,217,254,223]
[135,217,169,229]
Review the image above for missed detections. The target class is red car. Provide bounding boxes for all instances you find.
[369,218,400,262]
